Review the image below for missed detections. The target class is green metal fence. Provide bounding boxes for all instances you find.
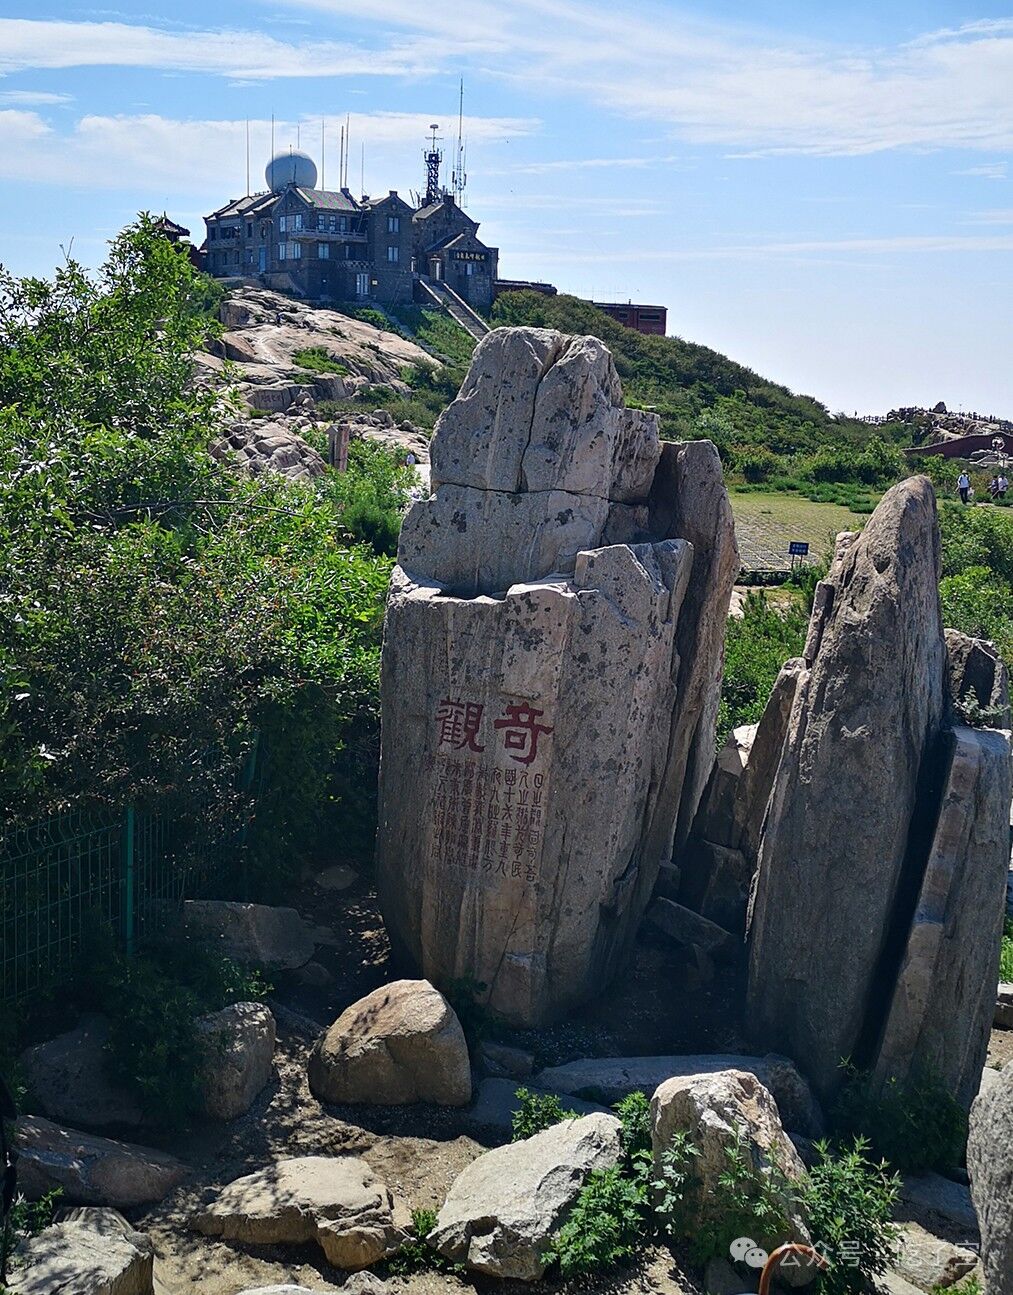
[0,745,260,1006]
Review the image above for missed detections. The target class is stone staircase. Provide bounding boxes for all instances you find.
[417,276,490,343]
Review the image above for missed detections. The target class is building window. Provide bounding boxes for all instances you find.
[387,245,399,263]
[278,242,287,260]
[328,215,337,233]
[246,222,253,238]
[291,212,303,231]
[465,261,475,276]
[279,215,287,234]
[290,241,302,259]
[387,215,400,233]
[318,243,329,259]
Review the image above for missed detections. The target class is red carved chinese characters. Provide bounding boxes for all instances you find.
[435,699,485,753]
[493,703,554,766]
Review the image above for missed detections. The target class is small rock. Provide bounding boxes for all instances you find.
[647,897,738,962]
[182,900,317,969]
[296,961,334,988]
[15,1116,186,1207]
[8,1208,153,1295]
[19,1015,143,1128]
[996,984,1013,1030]
[899,1173,978,1234]
[197,1001,276,1120]
[308,980,471,1107]
[343,1275,387,1294]
[893,1222,978,1290]
[194,1155,406,1269]
[478,1040,535,1079]
[430,1112,623,1280]
[315,864,359,892]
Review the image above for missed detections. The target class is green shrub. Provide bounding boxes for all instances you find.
[689,1124,794,1265]
[292,345,347,375]
[511,1087,577,1141]
[799,1138,900,1295]
[544,1164,650,1278]
[1000,917,1013,982]
[1,1185,62,1279]
[386,1207,462,1276]
[830,1064,967,1173]
[717,590,809,746]
[935,1277,983,1295]
[652,1131,700,1238]
[614,1090,652,1159]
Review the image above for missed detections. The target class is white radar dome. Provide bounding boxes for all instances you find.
[266,148,318,192]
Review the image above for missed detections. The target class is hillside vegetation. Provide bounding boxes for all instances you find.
[492,291,910,511]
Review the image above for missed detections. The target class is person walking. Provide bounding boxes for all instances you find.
[989,475,1000,500]
[957,470,971,504]
[999,473,1009,501]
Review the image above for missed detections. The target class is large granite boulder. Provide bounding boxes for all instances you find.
[650,1069,811,1278]
[182,900,317,969]
[874,724,1011,1107]
[15,1116,186,1207]
[376,327,737,1025]
[747,478,950,1097]
[307,980,471,1107]
[968,1063,1013,1295]
[194,1155,406,1269]
[197,1001,276,1120]
[8,1208,153,1295]
[945,628,1011,727]
[19,1015,143,1129]
[429,1111,622,1279]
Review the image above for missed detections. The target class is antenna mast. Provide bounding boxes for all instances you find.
[245,119,250,195]
[320,117,325,189]
[344,113,350,187]
[452,80,467,205]
[424,123,443,206]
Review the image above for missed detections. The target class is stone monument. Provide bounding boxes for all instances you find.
[375,328,738,1025]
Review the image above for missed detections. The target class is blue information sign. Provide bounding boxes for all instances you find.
[788,541,810,557]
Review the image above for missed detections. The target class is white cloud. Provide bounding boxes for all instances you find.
[955,163,1007,180]
[966,209,1013,226]
[281,1,1013,157]
[0,18,433,79]
[0,110,537,196]
[0,90,73,105]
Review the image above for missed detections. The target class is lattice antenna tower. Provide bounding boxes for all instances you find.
[424,123,443,205]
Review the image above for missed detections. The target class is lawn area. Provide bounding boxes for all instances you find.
[731,489,867,572]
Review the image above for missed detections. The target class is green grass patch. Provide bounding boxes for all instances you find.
[292,345,348,376]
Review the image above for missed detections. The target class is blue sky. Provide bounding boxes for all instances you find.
[1,2,1011,415]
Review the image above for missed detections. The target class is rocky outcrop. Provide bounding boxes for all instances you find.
[534,1053,823,1137]
[182,901,318,969]
[197,1001,276,1120]
[8,1208,154,1295]
[211,420,326,482]
[15,1116,186,1208]
[194,1155,406,1270]
[376,327,737,1025]
[968,1063,1013,1295]
[892,1223,978,1291]
[747,480,951,1096]
[307,980,471,1107]
[429,1111,622,1279]
[19,1015,142,1129]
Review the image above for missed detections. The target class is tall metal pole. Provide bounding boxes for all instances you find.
[245,119,250,195]
[271,113,275,163]
[320,117,325,189]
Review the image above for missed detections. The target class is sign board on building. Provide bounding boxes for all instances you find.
[788,541,810,557]
[453,251,487,262]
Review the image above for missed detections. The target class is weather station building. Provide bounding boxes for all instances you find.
[204,130,499,314]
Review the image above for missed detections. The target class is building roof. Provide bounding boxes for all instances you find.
[206,192,277,220]
[413,196,478,227]
[294,187,360,211]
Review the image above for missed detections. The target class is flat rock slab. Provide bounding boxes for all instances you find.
[534,1052,823,1137]
[464,1078,608,1140]
[307,979,471,1107]
[968,1063,1013,1295]
[898,1173,978,1236]
[996,983,1013,1030]
[194,1155,406,1270]
[8,1208,153,1295]
[646,897,738,961]
[19,1015,143,1129]
[430,1111,622,1280]
[15,1115,187,1208]
[183,901,318,969]
[894,1222,978,1290]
